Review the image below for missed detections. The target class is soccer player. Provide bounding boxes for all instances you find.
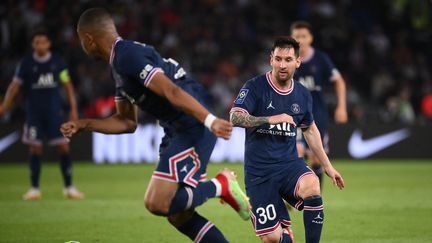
[0,29,83,200]
[291,21,348,188]
[230,36,345,243]
[60,8,249,242]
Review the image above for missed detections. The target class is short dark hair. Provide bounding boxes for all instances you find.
[77,7,112,30]
[290,21,313,35]
[272,36,300,57]
[31,27,50,41]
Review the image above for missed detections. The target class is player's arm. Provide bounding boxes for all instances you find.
[60,99,138,138]
[230,111,296,128]
[333,74,348,124]
[147,72,232,139]
[302,122,345,189]
[60,69,78,121]
[0,78,21,116]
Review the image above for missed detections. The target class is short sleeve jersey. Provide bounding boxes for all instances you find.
[111,38,203,129]
[293,48,339,131]
[14,53,69,114]
[231,72,314,176]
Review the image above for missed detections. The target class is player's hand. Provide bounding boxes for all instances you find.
[268,113,296,127]
[324,165,345,190]
[211,118,233,140]
[334,106,348,124]
[60,120,84,138]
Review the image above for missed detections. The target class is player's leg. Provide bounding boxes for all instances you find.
[281,159,323,243]
[23,144,43,200]
[50,116,83,199]
[145,128,249,219]
[248,175,292,243]
[22,123,43,200]
[168,209,228,242]
[55,142,83,199]
[144,129,220,215]
[296,162,323,243]
[145,159,248,218]
[144,177,181,215]
[279,205,295,243]
[144,155,228,241]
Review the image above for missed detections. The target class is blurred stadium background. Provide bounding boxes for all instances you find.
[0,0,432,242]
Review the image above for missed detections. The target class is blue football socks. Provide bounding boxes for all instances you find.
[177,212,227,243]
[303,195,324,243]
[168,181,218,215]
[60,154,72,187]
[29,154,41,188]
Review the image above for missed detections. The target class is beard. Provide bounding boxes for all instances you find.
[275,71,292,84]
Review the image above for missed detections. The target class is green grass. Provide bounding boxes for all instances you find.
[1,160,432,243]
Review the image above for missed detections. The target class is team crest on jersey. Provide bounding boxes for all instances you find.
[291,103,300,113]
[234,89,249,104]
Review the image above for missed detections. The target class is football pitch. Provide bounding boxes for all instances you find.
[1,160,432,243]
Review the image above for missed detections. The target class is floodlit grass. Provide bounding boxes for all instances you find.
[1,160,432,242]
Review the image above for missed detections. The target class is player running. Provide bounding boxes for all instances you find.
[291,21,348,188]
[230,36,344,243]
[0,29,83,200]
[60,8,249,242]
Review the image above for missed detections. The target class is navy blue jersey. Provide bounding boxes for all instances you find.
[231,72,313,177]
[14,53,69,115]
[293,48,339,132]
[111,38,208,131]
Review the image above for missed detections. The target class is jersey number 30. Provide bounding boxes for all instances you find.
[256,204,276,224]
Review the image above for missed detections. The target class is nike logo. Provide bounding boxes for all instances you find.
[0,131,20,154]
[348,129,410,159]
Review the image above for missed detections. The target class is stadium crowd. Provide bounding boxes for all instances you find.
[1,0,431,124]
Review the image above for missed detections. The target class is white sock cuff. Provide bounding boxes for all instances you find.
[211,178,222,197]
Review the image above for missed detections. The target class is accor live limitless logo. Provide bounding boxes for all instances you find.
[256,123,295,137]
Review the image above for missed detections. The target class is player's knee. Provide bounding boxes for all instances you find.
[30,145,43,155]
[57,143,70,154]
[260,231,281,243]
[297,175,321,198]
[144,195,170,216]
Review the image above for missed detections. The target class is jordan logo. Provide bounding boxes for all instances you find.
[267,101,275,109]
[180,165,188,173]
[312,212,324,224]
[314,212,323,220]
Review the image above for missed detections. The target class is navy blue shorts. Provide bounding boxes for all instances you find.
[246,159,316,236]
[152,124,217,187]
[23,112,67,146]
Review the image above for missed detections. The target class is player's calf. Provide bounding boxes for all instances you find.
[166,168,250,220]
[169,211,228,242]
[297,174,323,243]
[303,195,324,243]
